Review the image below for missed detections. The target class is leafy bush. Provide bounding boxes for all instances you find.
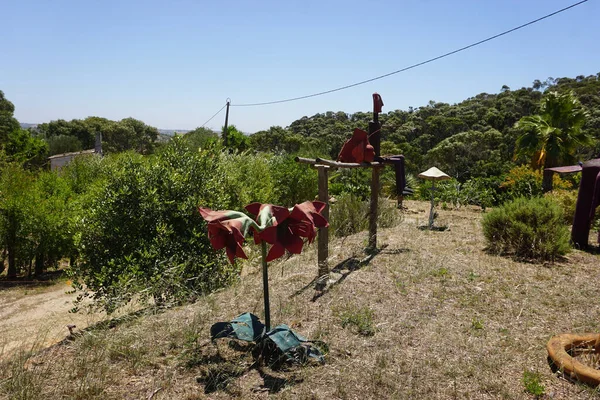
[416,177,499,210]
[482,197,570,261]
[499,165,572,203]
[329,168,371,201]
[544,189,578,225]
[329,194,399,238]
[72,139,238,312]
[218,150,274,209]
[269,154,318,207]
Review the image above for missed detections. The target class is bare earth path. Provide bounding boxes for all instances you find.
[0,281,105,356]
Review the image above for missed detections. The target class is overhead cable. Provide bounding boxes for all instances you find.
[231,0,588,107]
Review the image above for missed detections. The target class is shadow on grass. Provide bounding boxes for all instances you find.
[417,225,449,231]
[307,244,409,301]
[0,270,65,290]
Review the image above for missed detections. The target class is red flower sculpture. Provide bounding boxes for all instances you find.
[198,207,257,264]
[250,201,329,262]
[337,128,375,163]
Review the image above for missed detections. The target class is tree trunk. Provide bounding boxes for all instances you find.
[542,169,554,193]
[35,249,44,277]
[7,245,16,279]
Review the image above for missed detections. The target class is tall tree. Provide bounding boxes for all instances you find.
[515,91,591,191]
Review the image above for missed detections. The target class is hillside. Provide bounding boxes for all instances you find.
[2,201,599,399]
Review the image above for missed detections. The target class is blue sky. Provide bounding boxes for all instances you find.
[2,0,598,133]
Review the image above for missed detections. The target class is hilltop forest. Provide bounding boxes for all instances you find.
[0,72,599,311]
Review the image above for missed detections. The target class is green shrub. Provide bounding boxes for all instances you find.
[544,189,578,225]
[329,194,399,238]
[499,165,572,203]
[218,150,274,209]
[482,197,570,261]
[269,154,318,207]
[72,139,237,312]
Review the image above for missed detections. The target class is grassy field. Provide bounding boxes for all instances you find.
[2,200,600,399]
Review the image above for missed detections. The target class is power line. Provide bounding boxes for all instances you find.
[200,103,227,127]
[231,0,588,107]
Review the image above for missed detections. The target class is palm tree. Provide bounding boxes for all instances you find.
[515,90,590,192]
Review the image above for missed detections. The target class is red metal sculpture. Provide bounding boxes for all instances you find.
[571,159,600,248]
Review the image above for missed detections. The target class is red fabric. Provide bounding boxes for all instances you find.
[373,93,384,114]
[337,128,375,163]
[252,201,329,262]
[206,218,247,264]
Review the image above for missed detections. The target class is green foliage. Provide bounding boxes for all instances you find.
[269,154,318,207]
[0,164,36,277]
[224,125,248,152]
[248,126,303,154]
[329,194,399,238]
[482,197,571,261]
[522,370,545,396]
[515,91,590,169]
[330,168,371,201]
[4,129,48,169]
[337,305,376,336]
[426,129,510,180]
[419,177,500,210]
[37,116,158,155]
[47,134,83,156]
[218,151,274,209]
[0,90,19,144]
[181,127,218,150]
[72,138,237,312]
[544,189,579,225]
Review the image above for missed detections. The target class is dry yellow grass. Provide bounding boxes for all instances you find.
[2,200,600,399]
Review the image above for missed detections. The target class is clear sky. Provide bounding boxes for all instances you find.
[2,0,598,133]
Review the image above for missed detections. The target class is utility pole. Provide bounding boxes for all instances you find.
[223,99,230,147]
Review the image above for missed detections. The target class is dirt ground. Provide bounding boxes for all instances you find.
[0,280,105,356]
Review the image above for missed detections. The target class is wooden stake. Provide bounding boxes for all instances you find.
[368,167,380,252]
[317,166,329,278]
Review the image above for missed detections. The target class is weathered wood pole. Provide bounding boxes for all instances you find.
[368,168,380,251]
[367,93,383,252]
[317,165,330,278]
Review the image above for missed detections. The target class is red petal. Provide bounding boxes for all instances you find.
[270,205,290,225]
[260,226,278,244]
[266,243,285,262]
[285,235,304,254]
[245,202,263,216]
[312,213,329,228]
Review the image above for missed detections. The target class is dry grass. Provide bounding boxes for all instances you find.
[2,200,600,399]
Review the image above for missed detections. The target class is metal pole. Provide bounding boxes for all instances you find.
[261,241,271,331]
[429,181,435,229]
[223,99,230,147]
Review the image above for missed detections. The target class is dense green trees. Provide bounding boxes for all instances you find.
[1,72,599,312]
[38,116,159,155]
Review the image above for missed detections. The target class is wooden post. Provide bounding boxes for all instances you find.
[317,166,330,278]
[368,167,380,252]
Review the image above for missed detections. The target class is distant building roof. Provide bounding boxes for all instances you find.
[48,149,96,159]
